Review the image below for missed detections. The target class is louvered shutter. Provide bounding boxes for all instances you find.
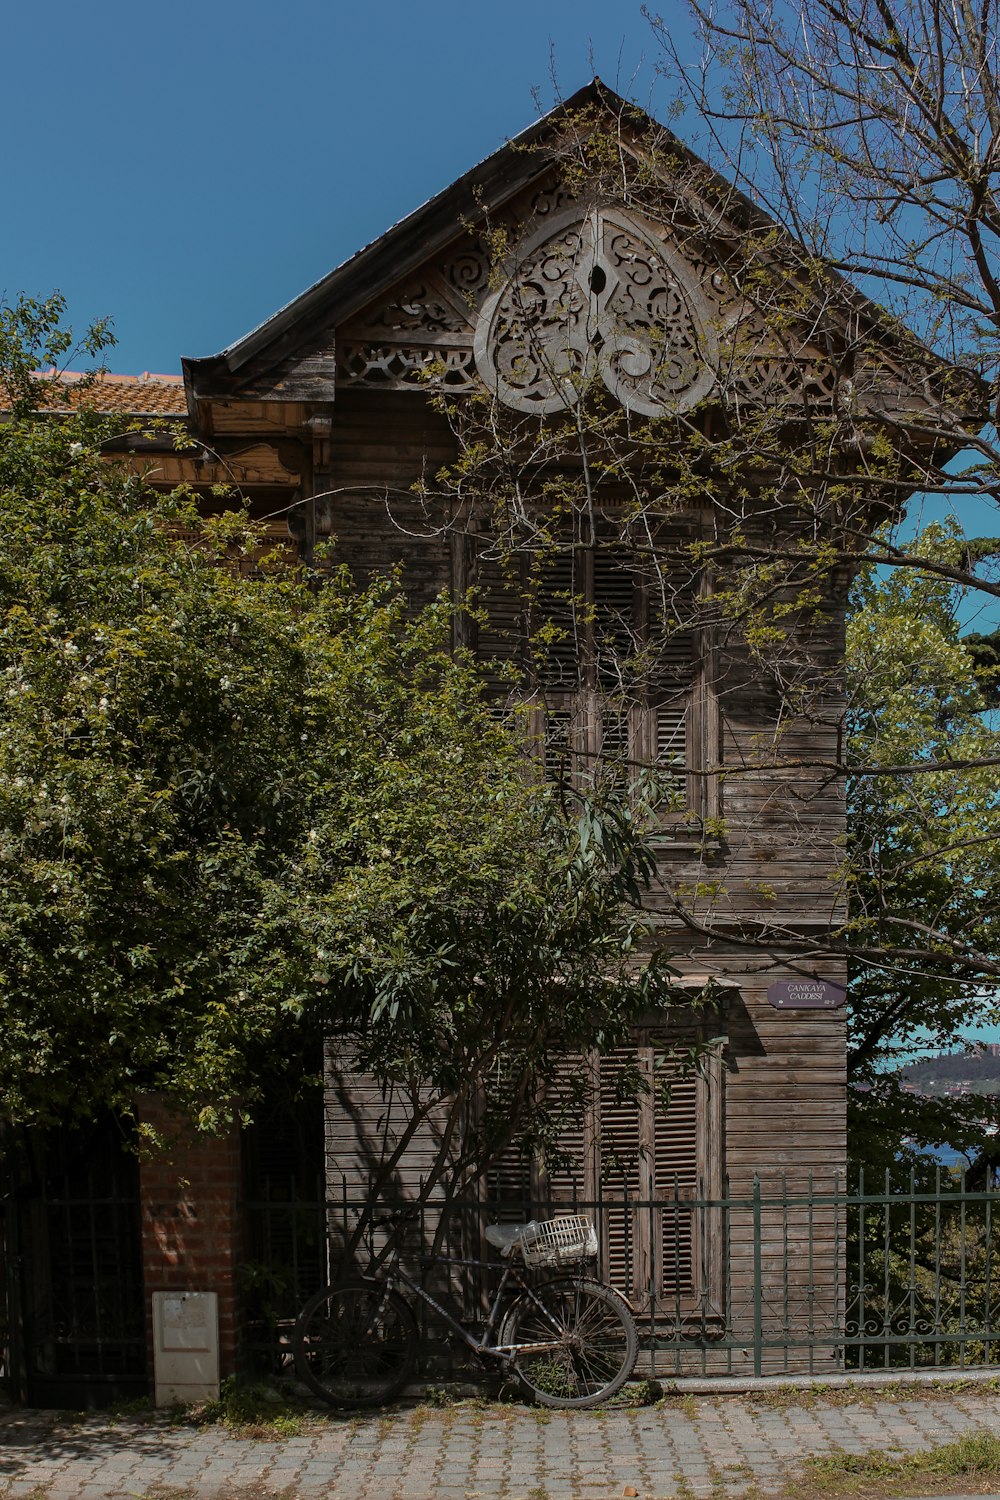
[324,1041,462,1268]
[485,1042,703,1305]
[543,707,575,783]
[486,1138,533,1224]
[655,701,689,765]
[598,1047,698,1304]
[475,547,526,685]
[485,1053,593,1215]
[598,704,632,785]
[535,551,582,690]
[655,697,690,806]
[652,1067,698,1301]
[597,1050,646,1297]
[593,548,637,690]
[644,519,698,693]
[652,629,697,686]
[541,1055,595,1208]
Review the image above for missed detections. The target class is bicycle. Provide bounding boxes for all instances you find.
[293,1210,639,1410]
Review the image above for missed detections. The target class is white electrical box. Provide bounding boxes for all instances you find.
[152,1291,220,1405]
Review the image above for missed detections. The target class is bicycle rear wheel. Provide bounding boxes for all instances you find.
[499,1276,638,1408]
[294,1279,417,1408]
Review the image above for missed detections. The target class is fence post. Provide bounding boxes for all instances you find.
[752,1174,762,1377]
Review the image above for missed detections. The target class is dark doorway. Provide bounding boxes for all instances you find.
[1,1117,146,1407]
[241,1079,325,1378]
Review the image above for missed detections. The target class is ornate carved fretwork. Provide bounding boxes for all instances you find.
[474,207,719,417]
[338,258,483,391]
[441,244,491,304]
[349,267,476,342]
[337,342,477,390]
[332,194,848,411]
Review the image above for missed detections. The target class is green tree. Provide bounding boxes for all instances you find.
[0,294,677,1195]
[846,525,1000,1170]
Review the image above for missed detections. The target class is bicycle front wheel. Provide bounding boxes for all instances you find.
[499,1276,638,1408]
[294,1279,417,1408]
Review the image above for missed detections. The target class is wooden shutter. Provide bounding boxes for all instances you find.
[487,1146,533,1224]
[541,1055,596,1208]
[485,1053,594,1214]
[475,547,526,683]
[598,1047,699,1304]
[652,1068,699,1300]
[543,706,575,782]
[655,696,691,805]
[597,1049,646,1297]
[535,551,582,690]
[593,548,637,690]
[599,702,629,768]
[324,1043,457,1203]
[484,1041,705,1306]
[655,700,689,765]
[324,1040,465,1272]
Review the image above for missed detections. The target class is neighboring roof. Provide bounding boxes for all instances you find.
[20,369,188,418]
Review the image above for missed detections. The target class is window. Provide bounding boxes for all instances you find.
[474,525,710,820]
[488,1030,725,1310]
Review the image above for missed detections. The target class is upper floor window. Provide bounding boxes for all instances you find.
[474,525,710,823]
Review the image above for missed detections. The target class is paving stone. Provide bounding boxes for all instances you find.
[6,1388,1000,1499]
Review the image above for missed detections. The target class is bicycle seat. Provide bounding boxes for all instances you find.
[484,1224,525,1256]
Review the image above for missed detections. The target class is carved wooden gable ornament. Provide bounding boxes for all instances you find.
[474,207,718,417]
[334,197,725,415]
[183,79,983,449]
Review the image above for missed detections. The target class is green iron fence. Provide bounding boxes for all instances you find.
[241,1168,1000,1382]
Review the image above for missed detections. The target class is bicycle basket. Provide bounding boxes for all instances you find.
[517,1215,598,1268]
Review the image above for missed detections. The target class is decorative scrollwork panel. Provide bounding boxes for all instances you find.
[337,342,477,390]
[474,207,719,417]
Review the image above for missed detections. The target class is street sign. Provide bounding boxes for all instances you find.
[767,979,847,1010]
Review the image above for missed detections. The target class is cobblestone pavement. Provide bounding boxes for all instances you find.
[1,1384,1000,1500]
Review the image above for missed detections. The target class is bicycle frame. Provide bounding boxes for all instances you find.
[365,1250,579,1361]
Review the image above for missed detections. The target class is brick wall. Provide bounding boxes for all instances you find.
[136,1096,242,1380]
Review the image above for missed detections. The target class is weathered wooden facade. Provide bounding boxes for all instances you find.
[2,81,976,1396]
[167,82,970,1369]
[176,83,870,1360]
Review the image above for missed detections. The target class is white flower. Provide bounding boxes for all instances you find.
[69,442,84,457]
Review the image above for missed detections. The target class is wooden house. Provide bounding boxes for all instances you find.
[180,79,960,1355]
[1,81,978,1399]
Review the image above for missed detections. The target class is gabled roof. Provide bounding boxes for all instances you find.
[183,78,986,437]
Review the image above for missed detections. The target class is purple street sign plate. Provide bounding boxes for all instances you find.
[767,979,847,1010]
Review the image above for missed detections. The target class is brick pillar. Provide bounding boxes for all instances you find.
[136,1096,242,1384]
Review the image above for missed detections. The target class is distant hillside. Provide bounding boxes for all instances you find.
[899,1046,1000,1096]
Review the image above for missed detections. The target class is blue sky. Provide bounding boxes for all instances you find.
[4,1,697,376]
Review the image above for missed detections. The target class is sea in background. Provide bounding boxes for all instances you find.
[920,1143,969,1171]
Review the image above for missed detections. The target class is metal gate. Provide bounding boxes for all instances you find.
[1,1119,147,1406]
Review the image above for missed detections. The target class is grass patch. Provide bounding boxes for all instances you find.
[807,1429,1000,1488]
[741,1376,1000,1413]
[191,1377,310,1440]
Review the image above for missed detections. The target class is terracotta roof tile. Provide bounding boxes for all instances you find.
[2,370,189,417]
